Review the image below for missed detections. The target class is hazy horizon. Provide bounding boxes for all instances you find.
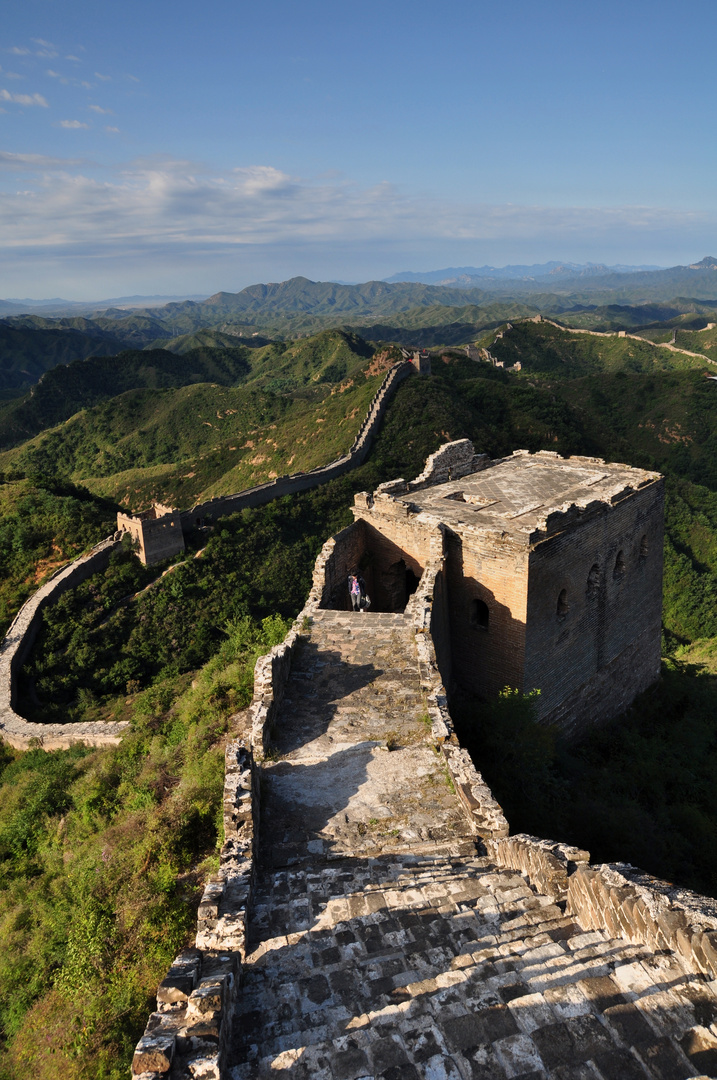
[2,0,716,298]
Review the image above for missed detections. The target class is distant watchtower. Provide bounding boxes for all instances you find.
[337,441,663,738]
[401,348,431,375]
[116,503,185,566]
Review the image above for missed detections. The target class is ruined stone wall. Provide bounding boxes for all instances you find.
[523,480,664,729]
[444,525,530,702]
[0,536,130,750]
[316,519,366,610]
[351,498,434,609]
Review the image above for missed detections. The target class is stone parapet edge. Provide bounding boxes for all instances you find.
[131,739,257,1080]
[0,535,130,750]
[301,513,717,989]
[403,549,510,842]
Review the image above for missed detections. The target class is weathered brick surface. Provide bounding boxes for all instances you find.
[117,505,186,566]
[130,442,717,1080]
[227,852,717,1080]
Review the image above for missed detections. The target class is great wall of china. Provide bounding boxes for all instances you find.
[4,339,717,1077]
[490,316,717,367]
[132,441,717,1080]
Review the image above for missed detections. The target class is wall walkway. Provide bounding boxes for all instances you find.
[519,316,717,366]
[133,534,717,1079]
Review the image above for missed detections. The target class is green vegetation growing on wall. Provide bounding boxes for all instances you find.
[9,320,717,1074]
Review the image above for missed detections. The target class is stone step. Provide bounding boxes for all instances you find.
[228,855,717,1079]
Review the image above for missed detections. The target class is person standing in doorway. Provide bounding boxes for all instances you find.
[348,570,367,612]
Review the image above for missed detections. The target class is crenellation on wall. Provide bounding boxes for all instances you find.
[117,504,186,566]
[132,441,717,1073]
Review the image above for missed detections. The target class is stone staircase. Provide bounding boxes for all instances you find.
[226,611,717,1080]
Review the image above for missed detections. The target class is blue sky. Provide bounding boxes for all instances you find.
[1,0,716,298]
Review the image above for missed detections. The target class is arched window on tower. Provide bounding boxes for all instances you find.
[470,598,489,630]
[556,589,568,620]
[613,550,626,580]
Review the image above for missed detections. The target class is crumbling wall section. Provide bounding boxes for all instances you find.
[0,535,130,750]
[131,740,257,1080]
[315,519,366,610]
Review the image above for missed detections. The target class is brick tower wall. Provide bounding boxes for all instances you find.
[443,527,530,702]
[523,479,664,736]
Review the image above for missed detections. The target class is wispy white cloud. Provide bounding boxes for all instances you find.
[89,104,113,114]
[31,39,58,58]
[94,71,111,81]
[105,126,120,134]
[10,46,31,56]
[65,55,81,62]
[59,119,89,129]
[0,156,713,301]
[0,158,712,260]
[0,88,48,106]
[0,151,84,170]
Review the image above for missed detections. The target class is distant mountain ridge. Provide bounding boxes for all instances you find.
[0,294,209,317]
[384,261,664,285]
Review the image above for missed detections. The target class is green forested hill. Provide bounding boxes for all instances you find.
[485,318,709,375]
[0,323,126,391]
[0,329,375,453]
[0,330,385,508]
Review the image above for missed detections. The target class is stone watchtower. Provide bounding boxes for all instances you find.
[346,441,664,737]
[116,502,185,566]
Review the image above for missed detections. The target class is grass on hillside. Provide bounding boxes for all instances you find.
[0,331,386,510]
[0,613,288,1080]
